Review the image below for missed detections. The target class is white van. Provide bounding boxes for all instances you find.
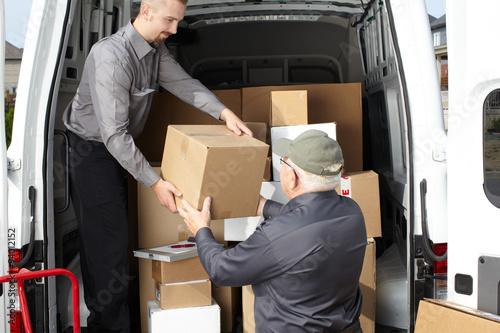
[1,0,500,332]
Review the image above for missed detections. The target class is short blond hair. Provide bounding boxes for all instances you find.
[141,0,188,11]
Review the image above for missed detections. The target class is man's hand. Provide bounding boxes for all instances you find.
[220,108,253,137]
[151,178,183,213]
[178,197,212,236]
[256,195,267,217]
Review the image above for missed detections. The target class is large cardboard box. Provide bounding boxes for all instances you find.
[415,299,500,332]
[270,122,337,181]
[241,83,363,171]
[161,125,269,219]
[148,299,220,333]
[270,90,308,126]
[212,284,241,333]
[152,257,209,284]
[336,171,381,238]
[155,279,212,310]
[241,239,376,333]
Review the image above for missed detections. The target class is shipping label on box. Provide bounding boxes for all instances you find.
[161,125,269,219]
[335,171,381,238]
[155,279,212,310]
[270,122,336,181]
[270,90,308,127]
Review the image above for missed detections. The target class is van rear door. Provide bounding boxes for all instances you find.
[1,0,11,331]
[446,0,500,314]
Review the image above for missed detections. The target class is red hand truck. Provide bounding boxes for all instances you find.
[0,268,80,333]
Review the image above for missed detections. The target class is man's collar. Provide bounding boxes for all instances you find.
[125,19,157,60]
[279,190,339,215]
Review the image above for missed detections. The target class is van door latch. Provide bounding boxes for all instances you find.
[7,157,21,170]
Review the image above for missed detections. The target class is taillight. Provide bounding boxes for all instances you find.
[8,249,22,274]
[433,243,448,274]
[9,310,24,333]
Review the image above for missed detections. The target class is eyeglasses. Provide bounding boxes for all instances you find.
[280,157,298,178]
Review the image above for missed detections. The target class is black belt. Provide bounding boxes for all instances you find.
[339,318,361,333]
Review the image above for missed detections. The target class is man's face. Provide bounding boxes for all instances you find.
[145,0,186,43]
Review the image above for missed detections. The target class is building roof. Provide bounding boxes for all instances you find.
[5,41,23,60]
[428,14,437,24]
[430,14,446,29]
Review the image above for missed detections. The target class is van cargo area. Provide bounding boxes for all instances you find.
[8,0,480,332]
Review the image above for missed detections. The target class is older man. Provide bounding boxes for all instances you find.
[180,129,367,333]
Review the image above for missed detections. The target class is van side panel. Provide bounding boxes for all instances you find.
[447,0,500,313]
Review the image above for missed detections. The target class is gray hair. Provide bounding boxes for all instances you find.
[287,159,341,192]
[141,0,188,11]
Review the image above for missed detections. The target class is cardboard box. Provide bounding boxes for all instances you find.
[155,279,212,310]
[148,299,220,333]
[152,256,209,284]
[224,181,289,241]
[245,122,268,144]
[161,125,269,219]
[270,90,308,126]
[270,122,337,181]
[415,299,500,333]
[242,83,363,171]
[241,239,376,333]
[212,284,241,333]
[336,171,381,238]
[360,238,376,333]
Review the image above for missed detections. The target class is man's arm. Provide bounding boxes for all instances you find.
[90,58,181,212]
[179,198,283,286]
[156,45,252,136]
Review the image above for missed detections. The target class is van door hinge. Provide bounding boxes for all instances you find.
[432,148,447,162]
[7,157,21,170]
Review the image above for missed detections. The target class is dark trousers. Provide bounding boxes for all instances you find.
[67,131,131,333]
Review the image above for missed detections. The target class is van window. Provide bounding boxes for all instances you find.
[484,89,500,207]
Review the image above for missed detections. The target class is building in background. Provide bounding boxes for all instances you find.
[429,14,448,128]
[4,41,23,111]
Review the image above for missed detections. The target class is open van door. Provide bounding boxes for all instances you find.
[1,1,11,331]
[447,0,500,314]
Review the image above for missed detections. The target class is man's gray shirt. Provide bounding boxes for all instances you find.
[195,190,367,332]
[63,20,226,187]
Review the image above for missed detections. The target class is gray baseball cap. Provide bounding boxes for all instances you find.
[273,129,344,175]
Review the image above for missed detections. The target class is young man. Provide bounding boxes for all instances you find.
[180,130,367,333]
[63,0,251,331]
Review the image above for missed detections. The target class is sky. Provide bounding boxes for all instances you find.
[4,0,446,50]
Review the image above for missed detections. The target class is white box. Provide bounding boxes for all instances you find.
[270,122,337,181]
[224,182,288,241]
[148,299,220,333]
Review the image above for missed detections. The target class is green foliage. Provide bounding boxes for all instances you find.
[5,107,14,148]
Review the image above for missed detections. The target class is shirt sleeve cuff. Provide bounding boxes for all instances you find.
[263,200,283,219]
[138,165,161,188]
[195,227,216,243]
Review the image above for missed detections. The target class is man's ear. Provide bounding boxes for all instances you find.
[141,4,151,20]
[288,169,299,191]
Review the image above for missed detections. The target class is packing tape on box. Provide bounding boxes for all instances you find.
[180,136,189,160]
[340,175,351,197]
